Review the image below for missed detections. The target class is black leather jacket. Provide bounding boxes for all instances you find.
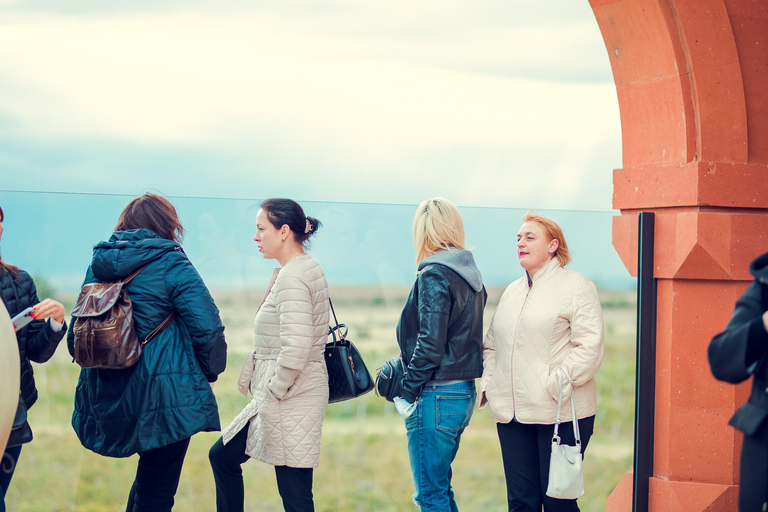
[396,263,487,403]
[0,267,66,409]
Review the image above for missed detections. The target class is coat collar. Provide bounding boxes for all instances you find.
[525,256,562,288]
[91,229,182,281]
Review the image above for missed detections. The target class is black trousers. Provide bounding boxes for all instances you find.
[738,426,768,512]
[209,426,314,512]
[125,437,191,512]
[497,416,595,512]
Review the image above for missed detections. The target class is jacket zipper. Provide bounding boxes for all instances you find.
[510,281,533,419]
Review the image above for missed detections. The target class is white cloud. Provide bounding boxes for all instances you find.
[0,2,621,210]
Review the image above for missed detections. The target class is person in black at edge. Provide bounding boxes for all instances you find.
[0,205,67,512]
[709,251,768,512]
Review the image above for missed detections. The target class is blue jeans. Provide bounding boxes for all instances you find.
[405,381,476,512]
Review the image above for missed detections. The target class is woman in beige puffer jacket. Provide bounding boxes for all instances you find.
[210,198,329,512]
[480,211,604,512]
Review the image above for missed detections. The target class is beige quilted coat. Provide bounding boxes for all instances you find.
[222,254,330,468]
[480,257,604,424]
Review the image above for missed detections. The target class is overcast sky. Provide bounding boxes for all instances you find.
[0,0,621,211]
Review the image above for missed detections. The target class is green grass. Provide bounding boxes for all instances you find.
[6,291,636,511]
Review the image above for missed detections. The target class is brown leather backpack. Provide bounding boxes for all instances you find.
[71,265,175,369]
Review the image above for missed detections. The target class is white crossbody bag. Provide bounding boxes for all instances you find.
[546,368,585,500]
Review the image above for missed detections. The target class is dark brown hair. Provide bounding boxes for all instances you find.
[0,205,19,276]
[261,198,321,247]
[115,193,185,242]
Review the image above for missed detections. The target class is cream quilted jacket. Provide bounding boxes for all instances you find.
[480,257,604,424]
[222,254,330,468]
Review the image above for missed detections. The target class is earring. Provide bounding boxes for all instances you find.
[281,238,285,242]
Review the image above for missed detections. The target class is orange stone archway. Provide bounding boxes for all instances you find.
[589,1,768,511]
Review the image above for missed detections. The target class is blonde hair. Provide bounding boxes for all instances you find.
[413,198,466,264]
[523,210,571,267]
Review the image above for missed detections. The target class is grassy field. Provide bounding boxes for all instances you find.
[6,287,636,512]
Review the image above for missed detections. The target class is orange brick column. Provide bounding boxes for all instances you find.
[588,1,768,510]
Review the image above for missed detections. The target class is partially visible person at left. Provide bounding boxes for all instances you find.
[0,205,67,512]
[709,251,768,512]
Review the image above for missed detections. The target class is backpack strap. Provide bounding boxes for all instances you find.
[121,264,148,284]
[142,311,177,347]
[121,263,175,347]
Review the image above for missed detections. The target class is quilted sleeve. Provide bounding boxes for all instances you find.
[481,304,500,392]
[267,272,313,400]
[547,277,605,401]
[165,249,227,382]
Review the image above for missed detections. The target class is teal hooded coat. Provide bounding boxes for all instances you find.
[67,229,227,457]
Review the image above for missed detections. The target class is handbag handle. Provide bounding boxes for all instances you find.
[552,368,581,446]
[328,298,348,342]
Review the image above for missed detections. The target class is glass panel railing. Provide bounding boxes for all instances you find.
[0,191,635,512]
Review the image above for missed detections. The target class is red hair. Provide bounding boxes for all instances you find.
[523,210,571,267]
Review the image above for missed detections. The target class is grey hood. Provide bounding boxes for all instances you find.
[418,249,483,292]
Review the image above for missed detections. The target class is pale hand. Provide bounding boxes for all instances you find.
[33,299,66,323]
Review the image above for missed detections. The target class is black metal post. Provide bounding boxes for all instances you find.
[633,212,657,512]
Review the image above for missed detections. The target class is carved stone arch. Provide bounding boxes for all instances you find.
[589,1,768,510]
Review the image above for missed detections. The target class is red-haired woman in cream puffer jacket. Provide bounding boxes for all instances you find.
[480,211,604,512]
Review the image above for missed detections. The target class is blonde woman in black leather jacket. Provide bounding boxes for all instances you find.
[394,197,486,512]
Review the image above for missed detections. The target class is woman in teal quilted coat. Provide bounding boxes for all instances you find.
[67,193,227,512]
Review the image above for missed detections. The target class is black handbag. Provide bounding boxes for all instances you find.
[374,355,406,402]
[8,393,33,448]
[324,298,374,403]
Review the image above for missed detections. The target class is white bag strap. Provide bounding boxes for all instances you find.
[552,368,581,446]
